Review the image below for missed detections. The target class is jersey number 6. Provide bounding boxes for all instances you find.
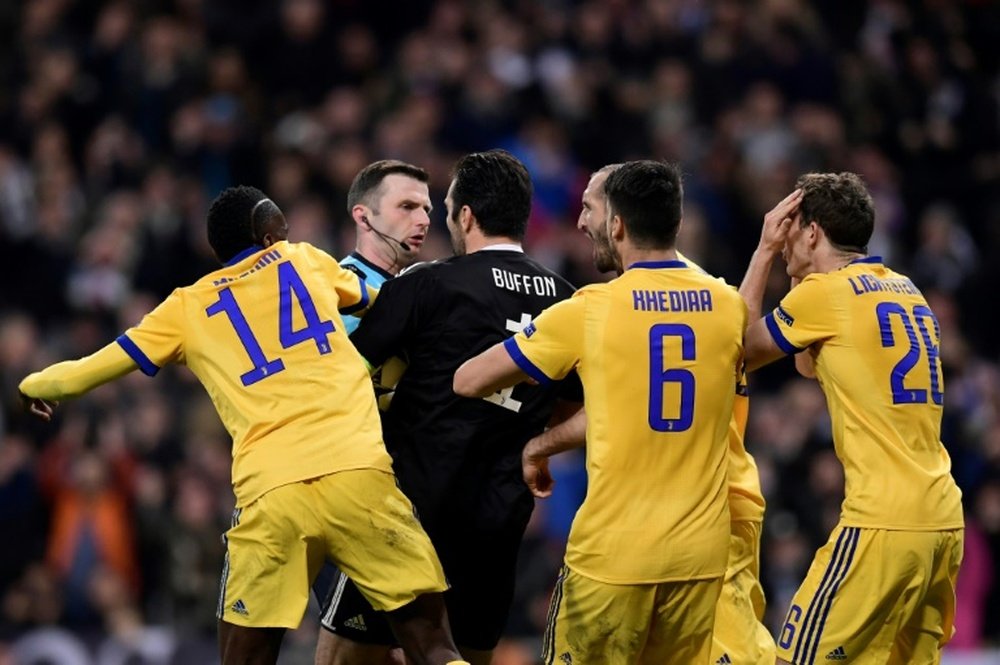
[206,261,337,386]
[648,323,695,432]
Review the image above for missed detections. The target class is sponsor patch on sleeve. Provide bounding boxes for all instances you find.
[523,322,537,338]
[774,305,795,327]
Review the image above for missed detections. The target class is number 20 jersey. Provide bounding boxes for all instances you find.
[506,260,747,584]
[116,241,393,508]
[764,257,962,530]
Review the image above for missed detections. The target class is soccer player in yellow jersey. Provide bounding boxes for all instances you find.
[18,186,469,665]
[455,160,747,664]
[518,163,774,665]
[741,173,964,664]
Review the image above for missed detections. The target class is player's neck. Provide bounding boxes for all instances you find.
[618,245,679,270]
[812,243,866,274]
[466,232,521,254]
[355,240,402,276]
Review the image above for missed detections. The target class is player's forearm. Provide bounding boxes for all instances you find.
[738,248,778,324]
[525,408,587,460]
[454,342,526,398]
[19,342,138,401]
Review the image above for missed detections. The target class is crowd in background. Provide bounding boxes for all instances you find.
[0,0,998,663]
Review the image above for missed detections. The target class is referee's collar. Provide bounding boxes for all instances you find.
[479,243,523,253]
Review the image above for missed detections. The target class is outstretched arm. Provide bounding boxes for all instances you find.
[19,342,138,420]
[523,408,587,498]
[454,341,532,398]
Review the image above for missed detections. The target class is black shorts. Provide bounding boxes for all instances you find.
[316,531,524,650]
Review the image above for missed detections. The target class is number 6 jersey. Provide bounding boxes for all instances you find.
[764,256,962,530]
[505,259,746,584]
[116,241,393,508]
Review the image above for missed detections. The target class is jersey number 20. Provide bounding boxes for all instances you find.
[876,302,942,405]
[648,323,695,432]
[206,262,336,386]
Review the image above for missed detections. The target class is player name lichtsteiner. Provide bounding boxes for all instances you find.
[491,268,558,297]
[847,274,920,296]
[632,289,713,312]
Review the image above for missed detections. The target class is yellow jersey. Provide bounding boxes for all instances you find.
[506,259,747,583]
[116,241,392,507]
[765,257,962,529]
[678,252,765,523]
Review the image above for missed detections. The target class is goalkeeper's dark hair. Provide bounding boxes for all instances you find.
[450,149,532,241]
[207,185,281,263]
[347,160,429,213]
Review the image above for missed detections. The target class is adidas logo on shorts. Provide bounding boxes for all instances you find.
[344,614,367,631]
[558,653,572,664]
[826,646,847,660]
[231,599,249,616]
[716,654,733,665]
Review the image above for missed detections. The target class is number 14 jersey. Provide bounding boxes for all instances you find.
[764,257,962,530]
[506,260,747,584]
[117,241,393,508]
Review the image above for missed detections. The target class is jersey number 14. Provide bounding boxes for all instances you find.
[206,262,337,386]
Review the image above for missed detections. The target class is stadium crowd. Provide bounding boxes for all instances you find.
[0,0,998,662]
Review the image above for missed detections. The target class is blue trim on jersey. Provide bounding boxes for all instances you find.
[627,260,687,270]
[765,312,804,355]
[503,337,552,385]
[339,275,370,315]
[224,245,264,266]
[116,334,160,376]
[849,255,882,265]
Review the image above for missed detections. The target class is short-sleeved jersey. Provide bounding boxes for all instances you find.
[765,256,963,529]
[339,252,394,334]
[349,246,579,539]
[116,241,392,507]
[679,252,764,523]
[506,260,747,584]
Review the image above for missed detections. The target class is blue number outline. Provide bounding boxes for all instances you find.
[912,305,943,405]
[278,262,336,355]
[206,261,336,386]
[876,302,944,405]
[206,288,286,386]
[648,323,696,432]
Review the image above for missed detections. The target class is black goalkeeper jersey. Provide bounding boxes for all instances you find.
[350,247,580,541]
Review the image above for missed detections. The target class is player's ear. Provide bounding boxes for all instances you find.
[807,220,822,248]
[459,205,475,234]
[609,214,625,242]
[351,205,369,228]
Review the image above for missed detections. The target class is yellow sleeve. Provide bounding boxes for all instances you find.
[19,342,137,400]
[331,262,378,317]
[764,275,837,354]
[502,293,586,384]
[118,290,186,374]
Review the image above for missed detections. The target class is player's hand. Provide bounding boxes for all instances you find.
[19,392,57,421]
[759,189,802,254]
[523,449,554,498]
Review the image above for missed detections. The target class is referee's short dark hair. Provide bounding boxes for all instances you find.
[604,160,683,249]
[207,185,280,263]
[347,160,429,213]
[450,149,532,241]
